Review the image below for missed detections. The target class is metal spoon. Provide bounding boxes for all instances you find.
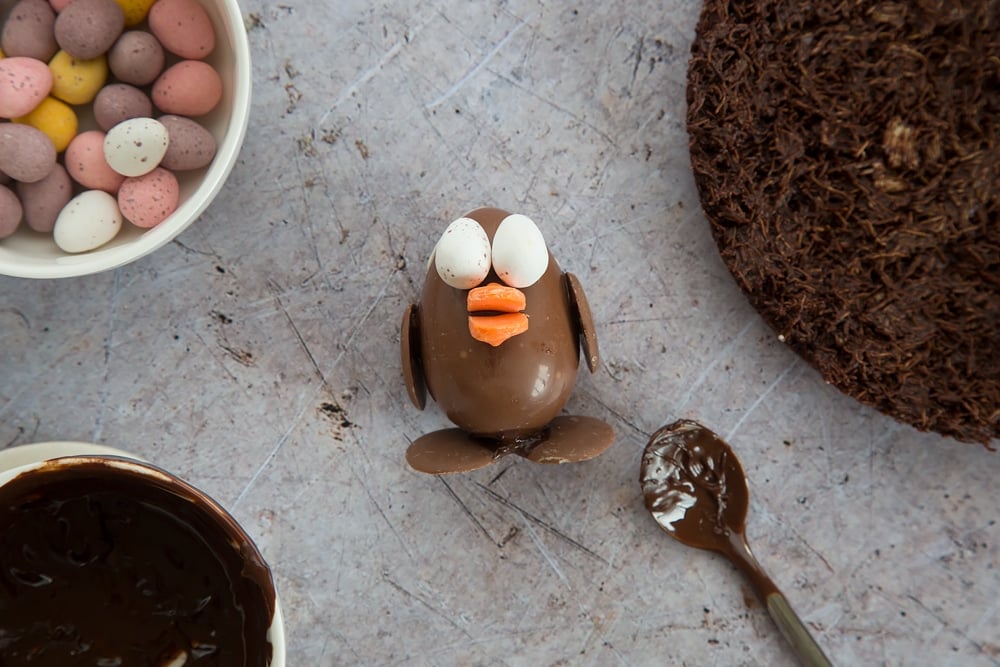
[640,419,832,667]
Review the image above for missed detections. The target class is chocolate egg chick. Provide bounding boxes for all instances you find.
[401,207,615,474]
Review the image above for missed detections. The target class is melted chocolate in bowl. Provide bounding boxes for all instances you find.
[0,457,276,666]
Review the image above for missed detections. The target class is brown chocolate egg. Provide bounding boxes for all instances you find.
[402,207,613,474]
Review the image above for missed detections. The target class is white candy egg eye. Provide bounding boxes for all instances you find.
[434,217,492,289]
[491,214,549,288]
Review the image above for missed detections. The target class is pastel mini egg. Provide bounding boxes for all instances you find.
[49,0,72,11]
[93,83,152,131]
[1,0,58,62]
[107,30,163,86]
[0,122,56,182]
[0,184,23,238]
[17,162,72,232]
[118,166,179,228]
[434,217,492,289]
[13,95,77,151]
[53,189,122,253]
[65,129,124,192]
[113,0,157,27]
[49,50,108,105]
[53,0,124,59]
[103,116,168,177]
[159,114,216,170]
[148,0,215,60]
[0,56,53,118]
[491,213,549,288]
[151,60,221,117]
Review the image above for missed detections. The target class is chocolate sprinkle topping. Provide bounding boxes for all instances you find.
[687,0,999,444]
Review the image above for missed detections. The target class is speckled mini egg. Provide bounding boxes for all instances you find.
[113,0,157,27]
[0,122,55,182]
[65,129,124,192]
[103,116,168,177]
[93,83,152,131]
[0,184,23,238]
[53,189,122,252]
[433,217,492,289]
[13,95,77,151]
[148,0,215,60]
[1,0,58,62]
[53,0,124,59]
[48,0,72,11]
[16,162,71,232]
[0,56,52,118]
[151,60,221,117]
[159,114,216,171]
[49,49,108,105]
[117,166,179,228]
[107,30,163,86]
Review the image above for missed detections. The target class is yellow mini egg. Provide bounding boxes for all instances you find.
[115,0,156,28]
[114,0,158,27]
[49,50,108,106]
[14,97,78,152]
[0,47,5,60]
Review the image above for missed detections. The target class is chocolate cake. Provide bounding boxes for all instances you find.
[686,1,999,444]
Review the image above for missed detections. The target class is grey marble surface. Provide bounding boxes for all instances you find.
[1,1,998,665]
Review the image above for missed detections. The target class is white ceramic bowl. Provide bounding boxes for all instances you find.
[0,443,285,666]
[0,0,252,279]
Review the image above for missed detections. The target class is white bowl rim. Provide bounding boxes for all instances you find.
[0,0,253,280]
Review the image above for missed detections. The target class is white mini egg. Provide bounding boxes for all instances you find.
[53,190,123,253]
[491,213,549,288]
[103,118,170,177]
[434,217,492,289]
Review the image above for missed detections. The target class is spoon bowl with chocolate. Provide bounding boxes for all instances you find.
[640,420,832,667]
[0,453,283,666]
[401,207,614,474]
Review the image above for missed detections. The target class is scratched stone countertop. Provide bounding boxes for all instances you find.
[1,1,997,665]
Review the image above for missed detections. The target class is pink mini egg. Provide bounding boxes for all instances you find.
[1,0,58,62]
[151,60,221,117]
[65,129,124,192]
[16,162,72,232]
[0,56,53,118]
[0,184,23,238]
[49,0,72,11]
[117,166,178,228]
[148,0,215,60]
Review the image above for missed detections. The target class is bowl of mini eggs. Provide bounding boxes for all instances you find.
[0,0,251,279]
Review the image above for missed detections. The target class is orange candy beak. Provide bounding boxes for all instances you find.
[467,283,528,347]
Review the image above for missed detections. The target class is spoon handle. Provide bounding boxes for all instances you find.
[765,593,833,667]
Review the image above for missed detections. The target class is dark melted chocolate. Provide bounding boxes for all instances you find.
[641,420,778,599]
[0,458,275,666]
